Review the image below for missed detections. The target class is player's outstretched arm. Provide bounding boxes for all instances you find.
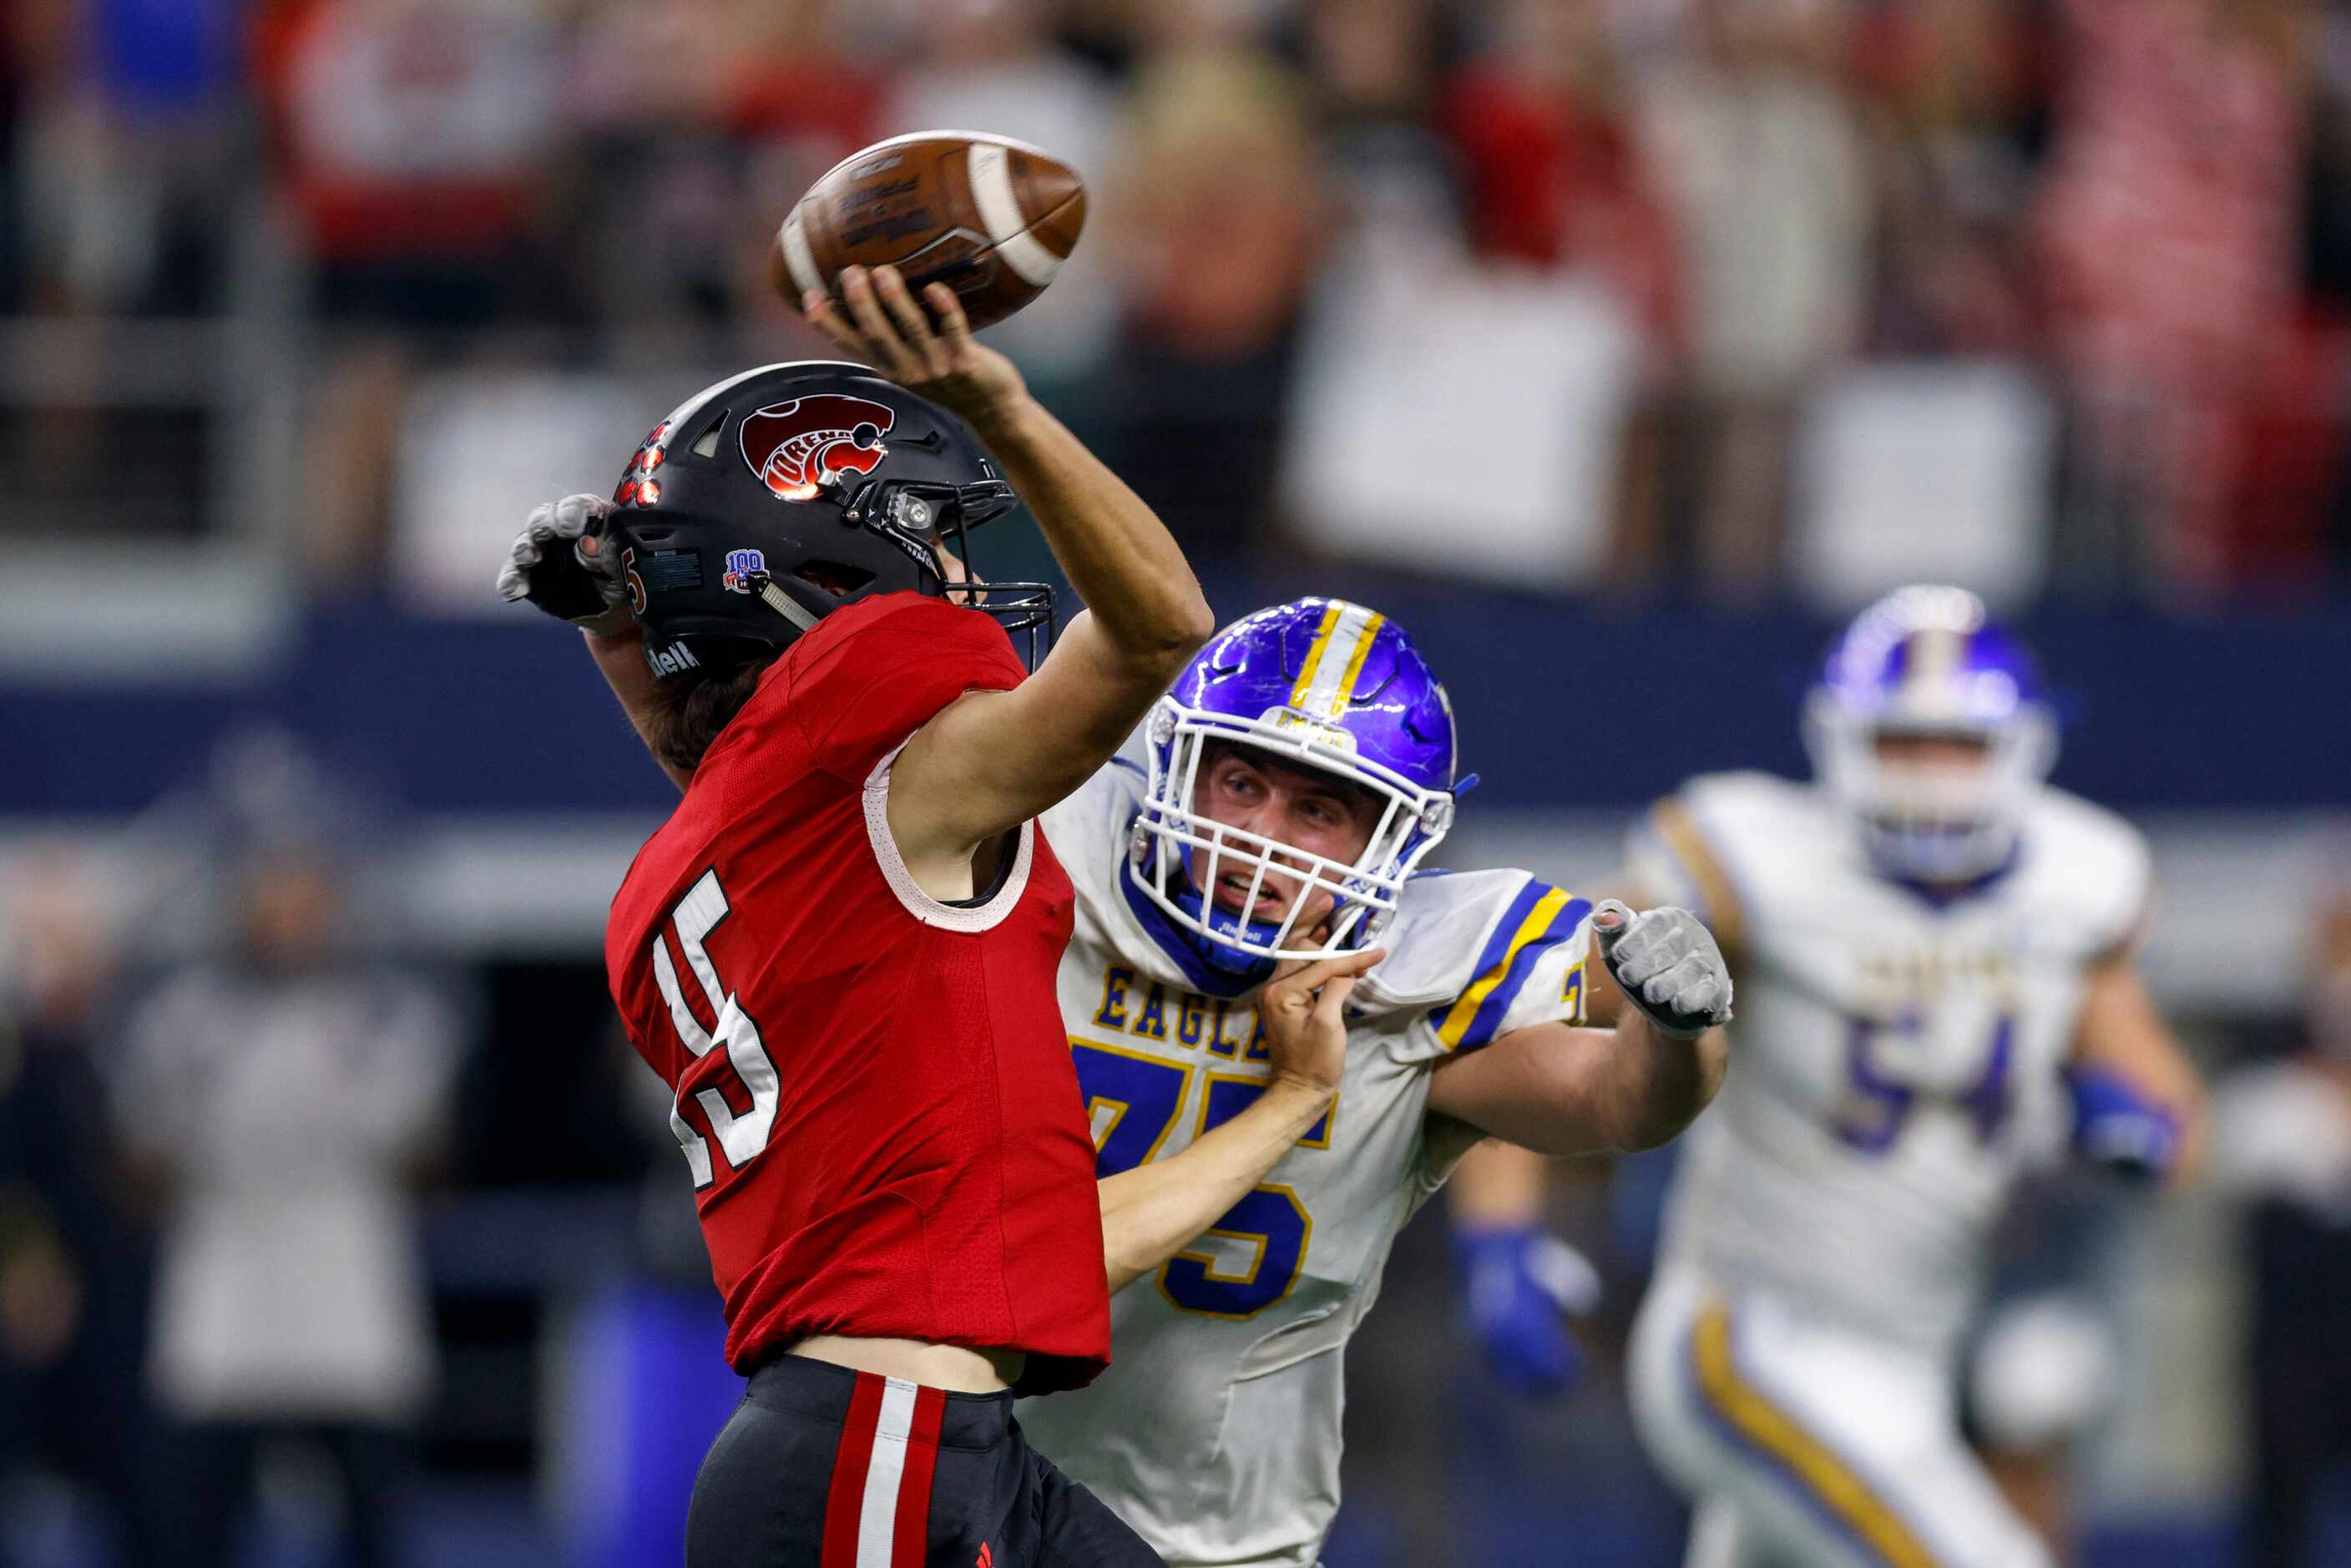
[1427,1013,1727,1156]
[1427,903,1732,1156]
[1095,949,1378,1292]
[804,266,1214,866]
[2065,953,2207,1181]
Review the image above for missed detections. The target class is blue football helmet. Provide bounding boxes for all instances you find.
[1802,584,2057,883]
[1130,599,1460,974]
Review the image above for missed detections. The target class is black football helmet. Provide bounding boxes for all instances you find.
[602,360,1054,677]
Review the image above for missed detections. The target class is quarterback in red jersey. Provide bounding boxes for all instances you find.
[601,586,1110,1388]
[500,266,1216,1567]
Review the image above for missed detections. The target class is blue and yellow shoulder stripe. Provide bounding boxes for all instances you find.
[1430,880,1592,1053]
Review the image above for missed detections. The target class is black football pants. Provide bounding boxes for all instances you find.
[686,1353,1165,1568]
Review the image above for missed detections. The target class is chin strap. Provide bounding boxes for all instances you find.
[755,577,822,634]
[1194,910,1282,981]
[1169,851,1280,980]
[1124,841,1277,992]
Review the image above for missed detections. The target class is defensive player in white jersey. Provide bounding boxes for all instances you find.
[1016,596,1736,1567]
[1560,584,2202,1568]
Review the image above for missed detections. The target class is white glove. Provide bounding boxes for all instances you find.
[1593,900,1732,1039]
[495,493,631,635]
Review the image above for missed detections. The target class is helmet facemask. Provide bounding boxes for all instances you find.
[1804,694,2055,883]
[728,466,1056,667]
[1130,698,1456,964]
[840,468,1056,668]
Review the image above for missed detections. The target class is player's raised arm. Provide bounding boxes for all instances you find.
[804,266,1214,868]
[1427,902,1732,1156]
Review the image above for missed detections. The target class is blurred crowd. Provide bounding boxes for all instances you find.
[4,0,2351,600]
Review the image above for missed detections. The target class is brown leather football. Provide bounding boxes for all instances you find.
[772,131,1086,333]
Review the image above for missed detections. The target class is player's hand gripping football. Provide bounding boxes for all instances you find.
[1592,901,1732,1040]
[801,265,1029,432]
[1258,946,1387,1100]
[497,493,632,637]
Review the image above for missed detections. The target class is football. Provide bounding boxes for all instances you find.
[772,130,1087,332]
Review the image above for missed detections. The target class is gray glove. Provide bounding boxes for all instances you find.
[496,493,632,635]
[1593,900,1732,1039]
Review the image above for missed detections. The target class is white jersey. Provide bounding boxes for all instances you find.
[1020,761,1595,1567]
[1634,771,2151,1360]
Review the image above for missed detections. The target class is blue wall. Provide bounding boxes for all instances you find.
[6,578,2346,817]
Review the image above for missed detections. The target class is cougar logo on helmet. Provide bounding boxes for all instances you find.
[739,395,896,502]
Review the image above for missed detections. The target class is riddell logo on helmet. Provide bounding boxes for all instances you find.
[646,640,698,677]
[740,395,895,502]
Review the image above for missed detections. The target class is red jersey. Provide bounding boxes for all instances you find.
[605,592,1110,1393]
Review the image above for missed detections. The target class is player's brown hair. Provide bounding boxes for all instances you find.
[645,654,779,775]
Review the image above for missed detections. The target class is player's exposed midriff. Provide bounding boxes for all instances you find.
[787,1335,1028,1394]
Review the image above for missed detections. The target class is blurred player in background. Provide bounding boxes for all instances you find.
[0,861,149,1566]
[1014,597,1736,1568]
[502,264,1230,1567]
[2212,884,2351,1566]
[1536,583,2202,1568]
[119,832,459,1568]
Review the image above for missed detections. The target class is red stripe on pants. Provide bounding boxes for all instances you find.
[820,1372,887,1568]
[889,1386,948,1567]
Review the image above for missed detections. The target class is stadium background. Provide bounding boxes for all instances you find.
[3,0,2348,1563]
